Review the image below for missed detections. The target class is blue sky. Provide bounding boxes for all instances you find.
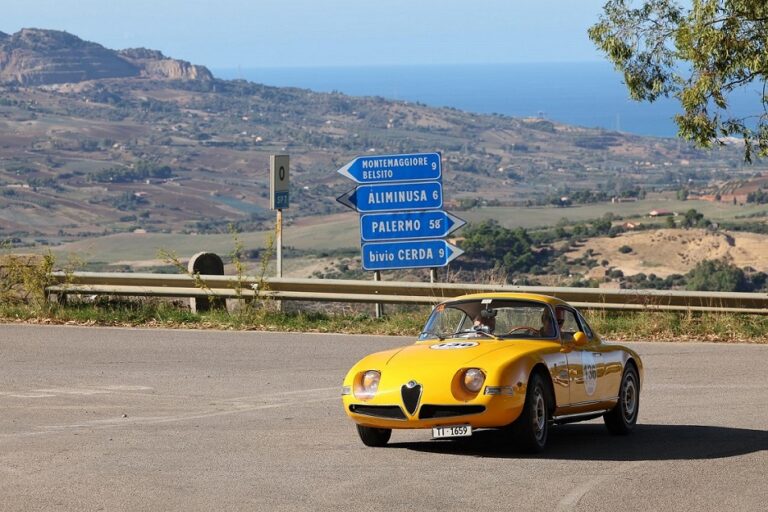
[2,0,610,68]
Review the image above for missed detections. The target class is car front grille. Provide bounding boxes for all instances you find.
[401,383,422,415]
[348,404,407,420]
[418,405,486,419]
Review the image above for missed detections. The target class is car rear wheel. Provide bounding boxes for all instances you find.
[356,425,392,447]
[510,373,551,453]
[604,364,639,435]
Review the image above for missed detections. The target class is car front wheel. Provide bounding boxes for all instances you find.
[604,364,639,435]
[510,373,551,453]
[356,425,392,447]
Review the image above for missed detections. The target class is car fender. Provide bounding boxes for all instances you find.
[469,348,560,407]
[343,347,404,387]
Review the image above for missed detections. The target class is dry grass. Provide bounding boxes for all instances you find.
[1,299,766,344]
[586,309,768,344]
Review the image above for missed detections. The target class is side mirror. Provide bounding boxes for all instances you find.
[573,331,588,346]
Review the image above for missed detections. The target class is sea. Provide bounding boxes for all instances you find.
[214,62,759,139]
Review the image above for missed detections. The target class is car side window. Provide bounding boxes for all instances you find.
[576,312,594,340]
[558,308,580,343]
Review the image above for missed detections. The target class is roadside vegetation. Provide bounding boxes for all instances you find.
[455,208,768,292]
[1,250,766,343]
[305,207,768,293]
[1,298,766,343]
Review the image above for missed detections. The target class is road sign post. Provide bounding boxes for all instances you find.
[270,155,289,278]
[271,155,289,312]
[374,270,384,319]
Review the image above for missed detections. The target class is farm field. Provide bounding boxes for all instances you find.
[461,197,767,229]
[47,196,768,277]
[51,213,360,271]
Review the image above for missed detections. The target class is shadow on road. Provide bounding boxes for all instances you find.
[391,423,768,460]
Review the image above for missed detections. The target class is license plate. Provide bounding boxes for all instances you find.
[432,425,472,439]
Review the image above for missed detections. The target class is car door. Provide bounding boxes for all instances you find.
[558,307,601,407]
[577,311,622,402]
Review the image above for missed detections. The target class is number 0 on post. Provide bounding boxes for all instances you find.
[270,155,289,210]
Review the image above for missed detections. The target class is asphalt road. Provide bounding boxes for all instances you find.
[1,325,766,511]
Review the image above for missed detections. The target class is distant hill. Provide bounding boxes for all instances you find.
[0,28,212,85]
[0,29,761,249]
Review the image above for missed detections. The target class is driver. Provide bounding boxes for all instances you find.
[540,308,557,337]
[556,308,566,328]
[473,309,496,334]
[540,307,566,337]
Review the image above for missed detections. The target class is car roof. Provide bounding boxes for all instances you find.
[445,292,571,308]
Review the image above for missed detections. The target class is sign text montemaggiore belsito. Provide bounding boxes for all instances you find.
[336,153,442,184]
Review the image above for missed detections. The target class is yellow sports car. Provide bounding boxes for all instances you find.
[342,293,643,452]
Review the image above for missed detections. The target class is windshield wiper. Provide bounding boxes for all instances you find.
[419,330,445,340]
[450,329,500,340]
[473,330,500,340]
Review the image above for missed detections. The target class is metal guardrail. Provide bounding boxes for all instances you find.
[47,271,768,314]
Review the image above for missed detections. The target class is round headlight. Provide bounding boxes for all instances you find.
[361,370,381,394]
[463,368,485,393]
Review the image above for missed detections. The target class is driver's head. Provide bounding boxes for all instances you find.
[555,308,566,327]
[474,309,496,331]
[540,308,556,336]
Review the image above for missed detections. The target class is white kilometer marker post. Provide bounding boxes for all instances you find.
[270,155,289,311]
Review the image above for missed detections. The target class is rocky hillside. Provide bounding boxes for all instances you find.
[0,28,212,85]
[0,29,763,248]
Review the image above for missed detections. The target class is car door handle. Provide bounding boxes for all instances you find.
[592,353,602,357]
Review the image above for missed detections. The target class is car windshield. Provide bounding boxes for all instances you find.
[418,299,557,340]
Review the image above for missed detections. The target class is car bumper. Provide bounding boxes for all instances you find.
[342,392,525,430]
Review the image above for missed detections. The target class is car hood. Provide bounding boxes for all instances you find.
[384,338,545,369]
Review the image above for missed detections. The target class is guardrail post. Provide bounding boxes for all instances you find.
[188,252,226,313]
[46,289,68,306]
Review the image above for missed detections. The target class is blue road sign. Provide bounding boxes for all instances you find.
[360,210,466,242]
[336,181,442,213]
[273,191,289,209]
[362,239,464,271]
[337,152,441,184]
